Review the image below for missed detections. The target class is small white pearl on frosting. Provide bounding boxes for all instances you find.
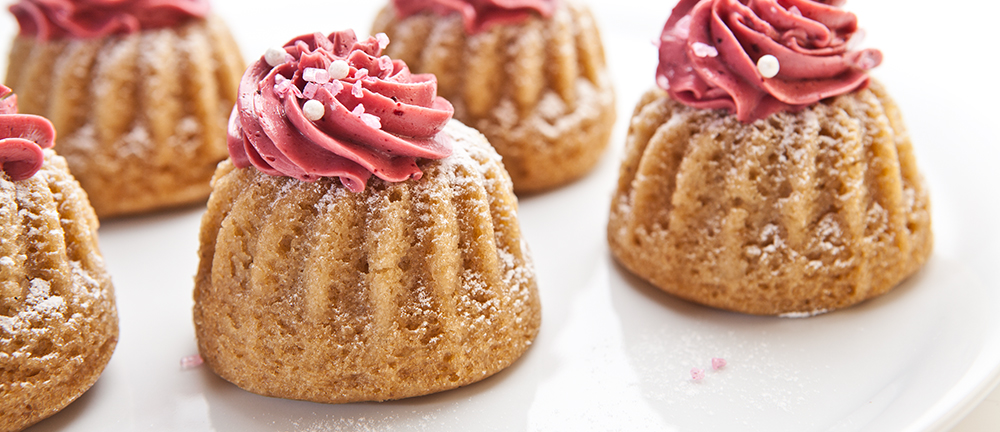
[328,60,350,80]
[302,99,325,121]
[264,46,288,67]
[757,54,780,79]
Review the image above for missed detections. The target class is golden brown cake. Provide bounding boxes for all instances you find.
[1,87,118,430]
[372,0,616,193]
[194,31,539,403]
[194,121,540,403]
[609,83,931,315]
[5,1,244,218]
[609,0,931,316]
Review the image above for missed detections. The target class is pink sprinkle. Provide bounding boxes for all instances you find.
[274,78,293,95]
[788,5,801,16]
[180,354,204,370]
[323,81,344,95]
[691,368,705,381]
[303,67,330,84]
[656,75,670,90]
[691,42,718,58]
[376,32,390,50]
[352,104,381,129]
[712,358,727,370]
[303,82,319,99]
[651,38,661,48]
[378,55,393,73]
[352,80,364,98]
[354,68,369,80]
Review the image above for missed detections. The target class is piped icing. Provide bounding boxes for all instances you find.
[10,0,209,41]
[392,0,557,34]
[227,30,454,192]
[657,0,882,123]
[0,85,55,181]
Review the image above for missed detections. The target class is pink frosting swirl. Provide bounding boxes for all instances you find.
[0,85,55,181]
[657,0,883,123]
[10,0,209,41]
[228,30,454,193]
[392,0,557,34]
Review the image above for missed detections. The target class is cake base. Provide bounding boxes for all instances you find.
[608,82,932,316]
[194,121,541,403]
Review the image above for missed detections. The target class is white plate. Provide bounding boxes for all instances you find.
[7,0,1000,431]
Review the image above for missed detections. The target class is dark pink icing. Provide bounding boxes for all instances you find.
[392,0,557,34]
[10,0,209,41]
[657,0,883,123]
[228,30,454,193]
[0,85,55,181]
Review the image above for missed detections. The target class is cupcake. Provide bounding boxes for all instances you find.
[372,0,616,193]
[193,30,540,403]
[607,0,931,316]
[5,0,245,217]
[0,85,118,431]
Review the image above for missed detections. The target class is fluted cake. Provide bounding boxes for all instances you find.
[1,87,118,431]
[372,0,616,193]
[608,0,931,315]
[194,31,540,403]
[5,0,245,217]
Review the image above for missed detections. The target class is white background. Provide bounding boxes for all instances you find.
[2,0,999,430]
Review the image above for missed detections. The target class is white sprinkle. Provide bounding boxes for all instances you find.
[691,42,718,58]
[328,60,350,80]
[303,67,330,83]
[303,99,325,121]
[376,32,390,50]
[757,54,780,78]
[264,46,288,67]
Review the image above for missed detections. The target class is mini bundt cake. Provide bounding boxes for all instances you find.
[5,0,245,217]
[608,0,931,316]
[194,30,540,403]
[0,86,118,431]
[372,0,616,193]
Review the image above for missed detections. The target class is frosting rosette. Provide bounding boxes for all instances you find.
[657,0,883,123]
[392,0,557,33]
[0,85,55,181]
[227,30,454,192]
[10,0,209,41]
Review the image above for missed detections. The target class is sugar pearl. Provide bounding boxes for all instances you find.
[328,60,350,80]
[264,46,288,67]
[757,54,780,79]
[302,99,325,121]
